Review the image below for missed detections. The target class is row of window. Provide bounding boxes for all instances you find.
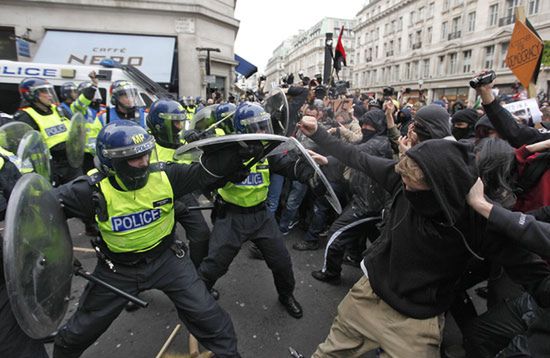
[353,42,509,86]
[357,0,540,47]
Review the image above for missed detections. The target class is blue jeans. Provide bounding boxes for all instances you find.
[278,181,308,232]
[266,173,285,215]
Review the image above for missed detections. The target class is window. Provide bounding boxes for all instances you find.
[412,61,419,79]
[442,22,448,40]
[397,37,402,54]
[375,45,379,58]
[427,27,432,44]
[501,42,509,67]
[428,3,435,18]
[408,33,413,49]
[385,23,390,34]
[529,0,540,14]
[418,7,424,21]
[416,30,422,44]
[422,59,430,78]
[489,4,499,26]
[391,20,396,33]
[506,0,520,19]
[405,63,411,79]
[463,50,472,73]
[410,11,415,25]
[395,65,400,81]
[398,17,403,31]
[437,55,445,75]
[443,0,450,11]
[451,17,461,37]
[449,53,458,74]
[468,12,476,32]
[485,45,495,68]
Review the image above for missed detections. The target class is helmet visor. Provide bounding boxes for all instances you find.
[240,112,273,134]
[33,84,59,105]
[101,135,156,159]
[112,85,146,109]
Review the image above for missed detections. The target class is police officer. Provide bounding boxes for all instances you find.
[52,120,245,358]
[97,80,146,127]
[197,102,318,319]
[14,77,81,186]
[146,99,212,270]
[58,82,78,118]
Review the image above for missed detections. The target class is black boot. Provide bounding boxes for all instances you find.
[311,270,341,285]
[279,294,303,319]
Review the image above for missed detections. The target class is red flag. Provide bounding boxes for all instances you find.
[334,26,347,72]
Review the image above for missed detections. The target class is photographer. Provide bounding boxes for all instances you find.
[327,110,362,143]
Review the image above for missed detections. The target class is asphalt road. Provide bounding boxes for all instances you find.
[41,215,474,358]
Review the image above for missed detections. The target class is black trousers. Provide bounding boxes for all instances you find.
[0,282,48,358]
[322,202,380,275]
[174,193,211,268]
[198,206,296,297]
[465,292,546,358]
[53,249,239,358]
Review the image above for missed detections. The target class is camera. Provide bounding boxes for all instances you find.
[382,86,395,97]
[314,85,327,100]
[469,70,496,89]
[333,80,350,97]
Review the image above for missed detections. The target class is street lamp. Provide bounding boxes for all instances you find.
[196,47,221,99]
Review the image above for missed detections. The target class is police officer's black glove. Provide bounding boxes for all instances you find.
[200,147,245,178]
[182,129,203,143]
[237,141,264,160]
[227,168,250,184]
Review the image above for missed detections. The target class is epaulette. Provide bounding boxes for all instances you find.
[149,162,167,172]
[86,170,107,185]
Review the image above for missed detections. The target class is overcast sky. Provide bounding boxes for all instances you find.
[234,0,366,73]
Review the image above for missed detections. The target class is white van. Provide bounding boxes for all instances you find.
[0,60,165,114]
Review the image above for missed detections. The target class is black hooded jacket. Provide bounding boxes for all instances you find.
[309,127,550,318]
[413,104,452,141]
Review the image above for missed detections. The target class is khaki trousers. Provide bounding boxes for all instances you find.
[313,276,444,358]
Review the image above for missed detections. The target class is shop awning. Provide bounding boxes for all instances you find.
[234,54,257,78]
[33,30,175,83]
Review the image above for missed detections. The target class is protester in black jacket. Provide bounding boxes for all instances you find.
[298,116,550,357]
[477,73,550,147]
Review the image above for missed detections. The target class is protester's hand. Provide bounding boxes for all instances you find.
[88,71,99,86]
[526,138,550,153]
[308,150,328,166]
[327,127,337,135]
[466,178,493,219]
[398,135,411,154]
[473,70,495,105]
[384,100,395,115]
[298,116,318,136]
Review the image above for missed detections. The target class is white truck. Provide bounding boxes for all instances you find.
[0,59,171,114]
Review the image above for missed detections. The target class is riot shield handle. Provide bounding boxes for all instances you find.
[73,259,149,308]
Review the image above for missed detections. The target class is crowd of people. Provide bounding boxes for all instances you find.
[0,67,549,358]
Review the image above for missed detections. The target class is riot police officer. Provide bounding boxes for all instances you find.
[198,102,318,319]
[52,120,245,358]
[97,80,146,127]
[14,77,81,186]
[58,82,78,118]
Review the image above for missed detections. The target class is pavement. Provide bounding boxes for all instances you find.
[39,215,480,358]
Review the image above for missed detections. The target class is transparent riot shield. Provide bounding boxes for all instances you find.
[66,112,87,168]
[2,173,73,338]
[17,130,51,179]
[190,104,219,132]
[0,121,34,154]
[263,88,290,136]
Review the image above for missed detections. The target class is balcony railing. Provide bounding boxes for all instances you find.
[386,51,394,57]
[499,15,515,26]
[448,31,461,40]
[412,42,422,49]
[366,56,373,62]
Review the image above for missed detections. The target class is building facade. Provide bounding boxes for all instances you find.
[353,0,550,103]
[0,0,240,98]
[265,17,355,91]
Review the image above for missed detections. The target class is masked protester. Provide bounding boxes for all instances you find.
[451,108,479,143]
